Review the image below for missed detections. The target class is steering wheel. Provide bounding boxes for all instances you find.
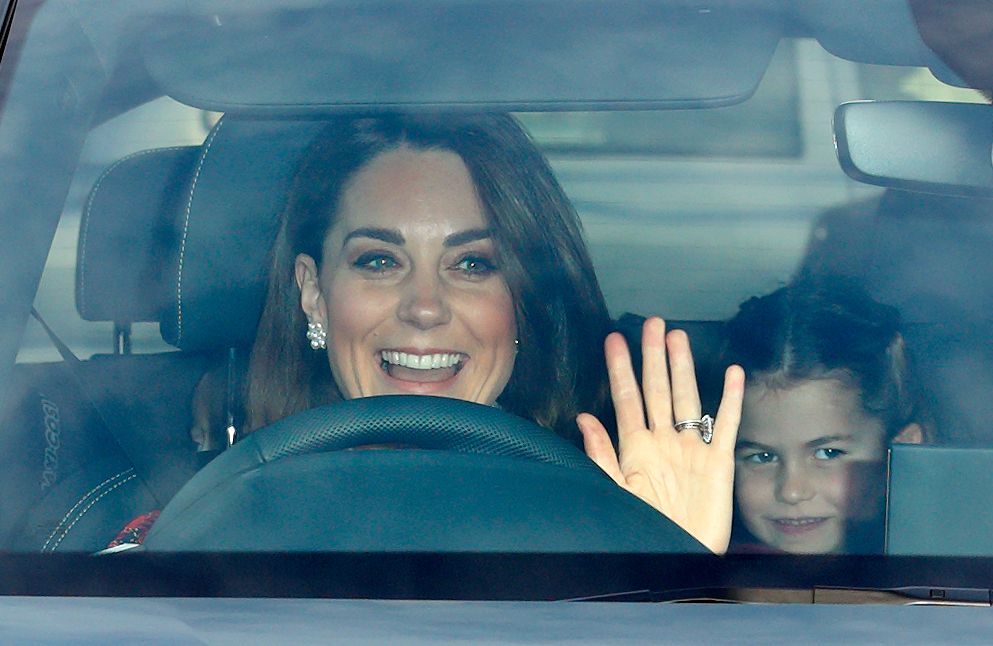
[143,395,704,553]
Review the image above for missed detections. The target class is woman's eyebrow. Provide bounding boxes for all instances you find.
[443,228,492,247]
[342,227,404,246]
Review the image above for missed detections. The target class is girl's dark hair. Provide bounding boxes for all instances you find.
[723,274,927,441]
[246,113,612,446]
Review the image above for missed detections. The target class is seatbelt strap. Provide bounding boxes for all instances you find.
[29,307,163,507]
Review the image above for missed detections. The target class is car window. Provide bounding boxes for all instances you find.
[22,37,975,353]
[520,40,803,158]
[2,0,993,598]
[17,98,218,362]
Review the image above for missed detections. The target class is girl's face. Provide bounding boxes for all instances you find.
[296,146,518,406]
[734,378,888,554]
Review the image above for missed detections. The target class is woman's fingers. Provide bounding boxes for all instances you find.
[577,413,626,486]
[713,364,745,453]
[593,319,741,555]
[603,332,646,438]
[667,329,702,426]
[641,317,673,432]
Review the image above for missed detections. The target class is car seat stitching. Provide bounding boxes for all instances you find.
[176,119,225,346]
[42,468,134,551]
[78,147,189,321]
[48,473,138,551]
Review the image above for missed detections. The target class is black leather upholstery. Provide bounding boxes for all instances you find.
[3,144,216,551]
[614,313,728,411]
[159,118,325,352]
[1,353,210,551]
[76,146,199,324]
[800,189,993,445]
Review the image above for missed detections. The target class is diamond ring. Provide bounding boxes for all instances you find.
[673,414,715,444]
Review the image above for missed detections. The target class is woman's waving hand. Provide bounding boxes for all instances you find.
[577,317,745,554]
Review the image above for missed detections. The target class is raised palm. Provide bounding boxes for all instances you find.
[578,317,744,554]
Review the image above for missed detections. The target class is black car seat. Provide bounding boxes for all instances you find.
[152,116,325,452]
[0,146,212,551]
[21,115,332,552]
[158,117,324,353]
[614,313,729,412]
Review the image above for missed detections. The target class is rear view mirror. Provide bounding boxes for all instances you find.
[835,101,993,197]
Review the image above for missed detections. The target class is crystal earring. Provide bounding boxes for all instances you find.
[306,321,327,350]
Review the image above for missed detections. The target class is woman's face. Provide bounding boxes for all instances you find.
[296,146,518,406]
[733,378,888,554]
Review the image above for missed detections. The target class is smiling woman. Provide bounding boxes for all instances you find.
[240,112,744,553]
[296,147,518,406]
[247,113,613,444]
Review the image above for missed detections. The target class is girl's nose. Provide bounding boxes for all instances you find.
[396,272,452,330]
[776,463,816,504]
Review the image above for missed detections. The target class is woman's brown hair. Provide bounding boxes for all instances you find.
[246,113,612,446]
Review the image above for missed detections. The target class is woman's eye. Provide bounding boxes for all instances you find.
[742,451,777,465]
[353,252,399,273]
[814,447,846,460]
[452,255,497,277]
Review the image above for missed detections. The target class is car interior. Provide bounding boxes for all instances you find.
[2,0,993,563]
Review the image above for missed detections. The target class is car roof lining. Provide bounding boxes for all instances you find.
[57,0,966,117]
[139,1,779,113]
[31,0,967,124]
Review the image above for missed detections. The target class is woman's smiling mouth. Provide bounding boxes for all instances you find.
[379,350,466,385]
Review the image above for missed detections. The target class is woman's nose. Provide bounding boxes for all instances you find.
[396,272,452,330]
[775,463,815,504]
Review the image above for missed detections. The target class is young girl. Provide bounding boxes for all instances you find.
[724,275,929,554]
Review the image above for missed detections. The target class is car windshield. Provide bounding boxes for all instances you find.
[2,0,993,598]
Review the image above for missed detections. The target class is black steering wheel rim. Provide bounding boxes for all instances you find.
[247,395,598,471]
[142,395,703,553]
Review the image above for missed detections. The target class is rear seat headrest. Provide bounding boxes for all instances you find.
[803,190,993,325]
[159,117,325,352]
[76,146,200,324]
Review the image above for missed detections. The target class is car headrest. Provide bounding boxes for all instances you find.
[799,189,993,445]
[802,190,993,325]
[159,117,325,352]
[76,146,200,324]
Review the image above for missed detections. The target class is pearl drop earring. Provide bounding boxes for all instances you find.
[306,321,327,350]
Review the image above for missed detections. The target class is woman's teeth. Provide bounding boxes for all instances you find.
[380,351,463,370]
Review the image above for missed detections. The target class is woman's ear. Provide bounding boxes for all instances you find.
[893,422,924,445]
[295,253,326,324]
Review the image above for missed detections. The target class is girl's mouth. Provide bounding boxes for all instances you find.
[769,517,830,536]
[379,350,466,384]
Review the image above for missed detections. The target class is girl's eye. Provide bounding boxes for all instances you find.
[452,255,497,277]
[742,451,778,465]
[353,252,399,273]
[814,447,847,460]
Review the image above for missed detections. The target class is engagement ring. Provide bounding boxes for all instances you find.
[674,414,715,444]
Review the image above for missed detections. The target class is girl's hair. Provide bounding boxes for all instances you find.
[245,113,612,446]
[723,274,928,441]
